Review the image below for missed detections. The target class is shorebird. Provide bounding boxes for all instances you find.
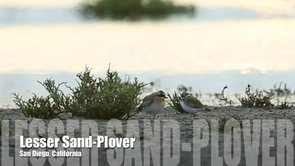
[137,90,167,119]
[180,92,206,118]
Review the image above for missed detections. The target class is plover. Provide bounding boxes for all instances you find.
[137,90,167,119]
[180,92,206,118]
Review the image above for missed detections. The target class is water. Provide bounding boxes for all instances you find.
[1,0,295,106]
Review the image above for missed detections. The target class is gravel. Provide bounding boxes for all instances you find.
[1,107,294,166]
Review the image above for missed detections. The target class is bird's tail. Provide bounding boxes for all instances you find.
[135,105,143,113]
[204,106,211,111]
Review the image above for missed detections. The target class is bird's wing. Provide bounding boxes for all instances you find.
[184,96,204,108]
[136,94,154,112]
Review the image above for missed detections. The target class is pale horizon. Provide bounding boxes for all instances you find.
[1,0,295,105]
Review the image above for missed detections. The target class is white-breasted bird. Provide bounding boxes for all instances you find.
[137,90,167,119]
[180,92,207,118]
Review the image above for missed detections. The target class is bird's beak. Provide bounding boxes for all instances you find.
[163,93,168,98]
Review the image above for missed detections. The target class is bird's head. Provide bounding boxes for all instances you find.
[156,90,167,99]
[180,92,190,98]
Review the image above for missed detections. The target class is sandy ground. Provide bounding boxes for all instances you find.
[1,107,295,166]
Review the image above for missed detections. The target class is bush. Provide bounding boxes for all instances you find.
[13,67,145,119]
[167,92,186,113]
[82,0,195,19]
[13,79,69,119]
[264,83,295,109]
[236,84,273,108]
[14,94,58,119]
[68,67,145,119]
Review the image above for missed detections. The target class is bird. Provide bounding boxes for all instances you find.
[180,92,207,118]
[137,90,167,120]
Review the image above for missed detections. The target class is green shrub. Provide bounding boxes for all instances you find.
[13,67,145,120]
[13,79,69,119]
[82,0,195,19]
[68,67,145,119]
[264,83,294,109]
[167,92,186,113]
[236,84,273,108]
[142,0,194,16]
[13,94,58,119]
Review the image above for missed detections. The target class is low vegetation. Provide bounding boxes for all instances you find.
[264,83,295,109]
[167,92,186,113]
[13,79,68,119]
[13,67,145,119]
[68,67,145,119]
[12,69,295,119]
[235,83,295,108]
[82,0,195,19]
[236,84,274,108]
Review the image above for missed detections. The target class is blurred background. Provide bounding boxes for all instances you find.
[1,0,295,106]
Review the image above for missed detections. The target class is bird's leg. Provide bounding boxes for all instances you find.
[190,113,198,119]
[153,114,157,121]
[193,113,198,119]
